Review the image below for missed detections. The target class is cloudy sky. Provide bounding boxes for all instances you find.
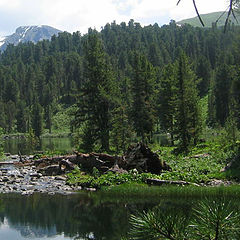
[0,0,229,36]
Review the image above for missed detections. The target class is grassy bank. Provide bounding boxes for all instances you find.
[96,184,240,200]
[66,134,240,193]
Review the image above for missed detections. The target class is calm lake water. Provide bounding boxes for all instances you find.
[3,137,74,155]
[0,193,192,240]
[3,137,239,239]
[0,192,239,240]
[3,134,169,155]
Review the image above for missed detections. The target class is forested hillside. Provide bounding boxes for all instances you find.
[178,11,240,28]
[0,20,240,153]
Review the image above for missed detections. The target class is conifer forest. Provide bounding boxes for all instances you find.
[0,19,240,154]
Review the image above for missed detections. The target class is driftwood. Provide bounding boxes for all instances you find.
[75,152,119,172]
[0,161,15,165]
[122,143,171,174]
[34,155,77,167]
[18,143,171,175]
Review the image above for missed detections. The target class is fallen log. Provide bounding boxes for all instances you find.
[0,161,15,165]
[146,178,200,186]
[34,155,77,167]
[16,143,172,175]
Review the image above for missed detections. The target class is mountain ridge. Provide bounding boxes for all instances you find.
[177,11,240,28]
[0,25,62,51]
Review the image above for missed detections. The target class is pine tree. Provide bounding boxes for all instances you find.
[196,55,211,97]
[44,104,52,134]
[158,63,178,145]
[110,73,133,153]
[32,102,43,138]
[130,52,156,142]
[0,101,6,130]
[229,66,240,128]
[74,32,115,152]
[4,101,16,133]
[214,63,233,126]
[16,101,27,133]
[175,51,202,152]
[207,71,217,127]
[111,105,133,153]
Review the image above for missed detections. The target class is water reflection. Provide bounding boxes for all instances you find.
[0,193,237,240]
[0,193,133,240]
[3,137,74,155]
[0,220,70,240]
[3,134,170,156]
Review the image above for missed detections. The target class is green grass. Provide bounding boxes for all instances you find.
[101,184,240,198]
[88,184,240,206]
[67,168,161,189]
[67,136,240,191]
[150,139,235,183]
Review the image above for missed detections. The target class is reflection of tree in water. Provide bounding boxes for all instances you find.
[3,137,73,155]
[0,194,196,240]
[13,224,57,238]
[0,199,5,224]
[0,194,133,239]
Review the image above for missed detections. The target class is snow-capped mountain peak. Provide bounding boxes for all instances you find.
[0,25,62,51]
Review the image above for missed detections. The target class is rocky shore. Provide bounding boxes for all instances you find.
[0,143,170,195]
[0,142,233,195]
[0,154,83,195]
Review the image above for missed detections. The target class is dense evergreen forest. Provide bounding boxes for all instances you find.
[0,19,240,153]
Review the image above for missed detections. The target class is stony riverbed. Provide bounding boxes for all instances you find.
[0,154,84,195]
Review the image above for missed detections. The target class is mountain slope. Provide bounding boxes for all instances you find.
[178,11,240,28]
[0,25,62,51]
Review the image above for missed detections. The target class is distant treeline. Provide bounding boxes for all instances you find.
[0,20,239,152]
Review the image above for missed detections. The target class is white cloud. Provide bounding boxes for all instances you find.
[0,0,21,9]
[129,0,228,25]
[0,0,230,36]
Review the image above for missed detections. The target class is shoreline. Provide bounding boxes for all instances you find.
[0,154,83,195]
[0,152,238,196]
